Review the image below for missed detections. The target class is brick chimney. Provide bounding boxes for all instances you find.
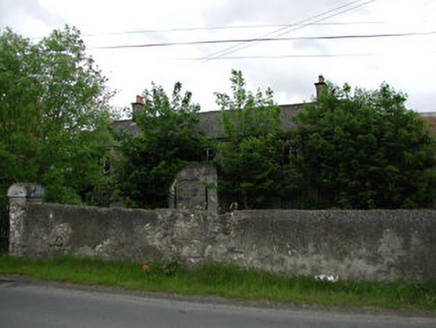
[131,95,144,116]
[314,75,326,100]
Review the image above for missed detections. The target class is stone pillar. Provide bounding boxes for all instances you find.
[7,183,44,256]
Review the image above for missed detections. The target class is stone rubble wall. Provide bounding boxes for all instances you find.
[12,201,436,282]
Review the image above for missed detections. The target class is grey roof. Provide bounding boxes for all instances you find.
[111,103,308,138]
[193,110,223,138]
[278,103,307,130]
[111,119,140,135]
[112,104,436,138]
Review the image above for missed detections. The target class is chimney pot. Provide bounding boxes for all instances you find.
[136,95,144,105]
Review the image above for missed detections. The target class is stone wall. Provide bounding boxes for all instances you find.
[10,196,436,282]
[168,163,218,212]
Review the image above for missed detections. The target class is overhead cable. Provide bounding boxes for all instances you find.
[89,31,436,50]
[82,21,387,37]
[199,0,378,61]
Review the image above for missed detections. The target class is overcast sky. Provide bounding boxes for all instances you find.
[1,0,436,113]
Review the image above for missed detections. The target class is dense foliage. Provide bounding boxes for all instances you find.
[292,82,436,209]
[2,28,433,212]
[215,70,297,209]
[0,27,113,204]
[113,82,210,208]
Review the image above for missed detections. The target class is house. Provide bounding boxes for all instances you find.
[419,112,436,134]
[112,76,328,139]
[110,77,327,211]
[111,76,436,211]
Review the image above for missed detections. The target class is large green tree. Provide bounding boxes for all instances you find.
[215,70,297,209]
[292,82,436,209]
[113,82,210,209]
[0,27,113,204]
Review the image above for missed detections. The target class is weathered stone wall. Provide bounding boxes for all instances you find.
[13,201,436,282]
[168,163,218,212]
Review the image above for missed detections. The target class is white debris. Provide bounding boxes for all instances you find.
[314,274,339,283]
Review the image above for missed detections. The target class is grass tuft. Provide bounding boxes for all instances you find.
[0,255,435,311]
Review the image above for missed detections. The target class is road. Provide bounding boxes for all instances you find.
[0,278,435,328]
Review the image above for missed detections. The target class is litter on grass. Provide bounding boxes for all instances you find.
[315,274,339,282]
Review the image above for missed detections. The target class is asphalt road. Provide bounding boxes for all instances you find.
[0,278,435,328]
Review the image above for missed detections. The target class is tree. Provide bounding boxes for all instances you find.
[113,82,211,209]
[292,82,436,209]
[0,26,113,204]
[214,70,296,209]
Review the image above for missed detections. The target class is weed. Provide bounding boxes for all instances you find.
[151,255,181,277]
[0,255,435,311]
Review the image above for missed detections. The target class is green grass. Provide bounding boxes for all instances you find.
[0,254,435,311]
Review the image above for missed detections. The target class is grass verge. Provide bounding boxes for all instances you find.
[0,254,435,311]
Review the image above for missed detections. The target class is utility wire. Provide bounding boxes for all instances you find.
[199,0,378,61]
[30,20,410,41]
[89,31,436,50]
[175,53,378,60]
[82,21,387,37]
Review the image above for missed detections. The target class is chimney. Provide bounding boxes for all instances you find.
[314,75,326,100]
[131,95,144,116]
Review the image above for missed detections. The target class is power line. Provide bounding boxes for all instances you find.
[175,53,378,60]
[33,17,435,41]
[199,0,378,61]
[88,31,436,50]
[82,21,387,37]
[27,20,391,42]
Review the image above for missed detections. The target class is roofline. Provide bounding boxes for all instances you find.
[197,102,309,114]
[112,118,134,122]
[418,112,436,117]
